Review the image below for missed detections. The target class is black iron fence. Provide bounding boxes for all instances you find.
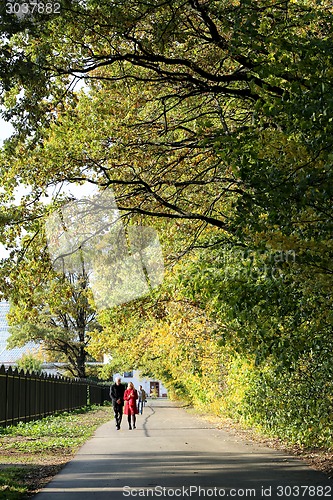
[0,365,110,427]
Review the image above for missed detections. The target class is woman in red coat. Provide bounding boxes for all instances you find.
[124,382,138,430]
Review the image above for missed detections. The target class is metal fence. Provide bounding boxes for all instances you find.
[0,364,110,427]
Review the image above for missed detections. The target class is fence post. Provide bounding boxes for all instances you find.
[0,365,7,426]
[28,370,37,422]
[12,367,20,425]
[18,369,26,423]
[6,366,14,425]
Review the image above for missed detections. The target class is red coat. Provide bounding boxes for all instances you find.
[124,388,138,415]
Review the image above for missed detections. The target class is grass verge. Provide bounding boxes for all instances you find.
[0,404,112,499]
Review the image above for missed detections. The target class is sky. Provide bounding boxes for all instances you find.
[0,117,14,145]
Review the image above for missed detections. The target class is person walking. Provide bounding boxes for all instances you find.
[137,385,146,415]
[110,377,126,430]
[124,382,138,430]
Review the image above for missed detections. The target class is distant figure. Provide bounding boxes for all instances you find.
[150,387,158,398]
[137,385,147,415]
[124,382,138,430]
[110,377,126,430]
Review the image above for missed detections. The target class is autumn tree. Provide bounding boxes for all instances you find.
[5,226,100,379]
[0,1,332,252]
[16,352,43,375]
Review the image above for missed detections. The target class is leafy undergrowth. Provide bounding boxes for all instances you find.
[0,405,112,499]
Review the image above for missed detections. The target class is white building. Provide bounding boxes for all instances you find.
[112,370,168,398]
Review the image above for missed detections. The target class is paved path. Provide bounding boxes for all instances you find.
[34,399,332,500]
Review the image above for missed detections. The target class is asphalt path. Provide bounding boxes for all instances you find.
[34,399,332,500]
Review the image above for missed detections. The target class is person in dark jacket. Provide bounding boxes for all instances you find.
[110,377,126,430]
[137,385,146,415]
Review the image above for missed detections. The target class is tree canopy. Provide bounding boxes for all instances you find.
[0,0,332,245]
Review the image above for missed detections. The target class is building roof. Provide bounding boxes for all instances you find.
[0,342,41,363]
[0,301,41,363]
